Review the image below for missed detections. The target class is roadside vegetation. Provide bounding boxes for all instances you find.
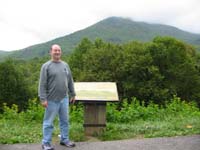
[0,96,200,144]
[0,36,200,144]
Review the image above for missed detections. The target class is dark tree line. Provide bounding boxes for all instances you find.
[69,37,200,105]
[0,36,200,111]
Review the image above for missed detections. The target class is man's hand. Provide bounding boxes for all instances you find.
[70,96,76,104]
[41,100,48,108]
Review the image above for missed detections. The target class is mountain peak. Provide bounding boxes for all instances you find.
[102,16,132,22]
[2,16,200,60]
[97,16,136,26]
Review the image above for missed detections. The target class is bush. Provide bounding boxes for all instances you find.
[1,103,19,120]
[22,98,44,122]
[107,96,200,123]
[0,96,200,143]
[69,103,84,123]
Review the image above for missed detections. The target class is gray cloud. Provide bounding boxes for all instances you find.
[0,0,199,51]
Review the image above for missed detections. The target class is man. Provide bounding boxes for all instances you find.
[38,44,76,150]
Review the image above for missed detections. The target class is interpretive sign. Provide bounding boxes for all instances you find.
[74,82,119,136]
[74,82,119,101]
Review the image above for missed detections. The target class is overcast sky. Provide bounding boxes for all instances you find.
[0,0,200,51]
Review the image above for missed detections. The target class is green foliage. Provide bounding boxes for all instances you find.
[1,26,200,144]
[70,103,84,123]
[107,96,200,124]
[100,116,200,141]
[148,37,200,102]
[119,41,169,103]
[0,98,84,144]
[0,119,42,144]
[22,98,44,122]
[0,96,200,143]
[69,37,200,105]
[101,96,200,140]
[0,58,33,111]
[165,96,199,117]
[1,36,200,110]
[1,103,19,120]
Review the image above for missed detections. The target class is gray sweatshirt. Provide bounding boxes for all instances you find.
[38,60,76,102]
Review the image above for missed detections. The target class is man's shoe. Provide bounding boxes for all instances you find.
[60,141,76,147]
[42,143,54,150]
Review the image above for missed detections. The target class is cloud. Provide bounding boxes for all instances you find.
[0,0,200,51]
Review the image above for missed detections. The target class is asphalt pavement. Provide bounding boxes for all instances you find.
[0,135,200,150]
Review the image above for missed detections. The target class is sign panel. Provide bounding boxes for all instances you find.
[74,82,119,101]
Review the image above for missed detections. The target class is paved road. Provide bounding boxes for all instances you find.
[0,135,200,150]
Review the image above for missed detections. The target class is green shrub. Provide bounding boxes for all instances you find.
[165,96,199,116]
[1,96,200,143]
[107,96,200,123]
[2,103,19,120]
[107,97,161,123]
[69,103,83,123]
[22,98,44,122]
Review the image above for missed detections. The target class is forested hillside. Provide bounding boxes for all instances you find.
[1,17,200,60]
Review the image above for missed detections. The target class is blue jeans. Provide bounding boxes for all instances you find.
[42,97,69,144]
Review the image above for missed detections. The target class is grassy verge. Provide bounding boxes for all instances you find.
[100,117,200,141]
[0,120,85,144]
[0,96,200,144]
[1,117,200,144]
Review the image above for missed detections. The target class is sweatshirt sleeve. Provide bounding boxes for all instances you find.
[38,64,48,102]
[67,65,76,97]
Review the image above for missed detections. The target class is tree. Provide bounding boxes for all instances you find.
[148,36,200,103]
[68,38,95,81]
[67,37,200,105]
[0,58,32,111]
[119,41,169,104]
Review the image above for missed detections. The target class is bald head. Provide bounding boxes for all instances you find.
[50,44,62,62]
[51,44,61,51]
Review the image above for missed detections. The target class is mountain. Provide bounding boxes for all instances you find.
[0,50,9,55]
[3,17,200,60]
[0,50,12,60]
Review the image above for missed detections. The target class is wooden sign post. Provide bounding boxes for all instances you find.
[74,82,119,136]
